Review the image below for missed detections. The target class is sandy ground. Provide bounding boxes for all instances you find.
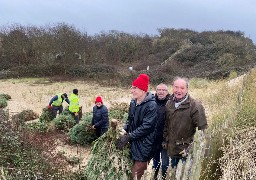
[0,78,131,116]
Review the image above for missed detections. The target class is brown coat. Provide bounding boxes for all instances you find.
[163,95,207,157]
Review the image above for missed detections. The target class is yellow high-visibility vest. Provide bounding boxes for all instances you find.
[52,94,63,106]
[69,93,79,113]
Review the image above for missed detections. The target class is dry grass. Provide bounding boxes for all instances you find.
[220,127,256,180]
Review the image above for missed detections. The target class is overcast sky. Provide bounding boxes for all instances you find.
[0,0,255,43]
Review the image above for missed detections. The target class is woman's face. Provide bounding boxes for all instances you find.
[96,102,102,107]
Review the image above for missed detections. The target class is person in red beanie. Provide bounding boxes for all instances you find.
[116,74,158,180]
[91,96,109,137]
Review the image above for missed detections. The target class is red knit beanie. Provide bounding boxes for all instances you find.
[95,96,103,103]
[132,74,149,92]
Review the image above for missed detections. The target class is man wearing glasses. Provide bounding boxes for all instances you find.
[152,83,171,180]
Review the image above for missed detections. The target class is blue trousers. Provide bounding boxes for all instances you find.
[153,148,169,179]
[52,105,63,118]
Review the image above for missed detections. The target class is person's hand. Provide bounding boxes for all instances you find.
[162,142,167,149]
[179,143,193,157]
[116,134,130,150]
[74,112,78,116]
[179,149,188,157]
[48,105,52,109]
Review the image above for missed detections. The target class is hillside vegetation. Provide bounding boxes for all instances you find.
[0,24,256,85]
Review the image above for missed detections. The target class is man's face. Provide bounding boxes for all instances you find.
[172,79,188,100]
[131,86,144,100]
[156,84,168,100]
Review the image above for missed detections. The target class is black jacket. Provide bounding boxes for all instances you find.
[92,105,109,129]
[154,94,171,150]
[126,92,157,161]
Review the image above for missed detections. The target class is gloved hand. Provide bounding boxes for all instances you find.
[116,134,130,150]
[162,142,167,149]
[48,105,52,109]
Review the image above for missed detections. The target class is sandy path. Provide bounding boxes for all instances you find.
[0,78,131,116]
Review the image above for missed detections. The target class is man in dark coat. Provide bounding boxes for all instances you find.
[116,74,158,180]
[163,77,208,168]
[152,83,171,180]
[92,96,109,137]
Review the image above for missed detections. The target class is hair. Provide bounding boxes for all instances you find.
[172,76,189,88]
[156,83,168,91]
[73,89,78,94]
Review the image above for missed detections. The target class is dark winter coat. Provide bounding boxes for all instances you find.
[92,105,109,129]
[163,95,208,157]
[154,94,171,151]
[126,92,158,162]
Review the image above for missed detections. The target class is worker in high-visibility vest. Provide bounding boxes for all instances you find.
[48,93,70,118]
[69,89,80,124]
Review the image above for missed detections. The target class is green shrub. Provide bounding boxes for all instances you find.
[109,102,129,122]
[69,112,97,146]
[69,123,97,146]
[0,109,67,178]
[12,110,39,129]
[83,128,132,179]
[82,112,93,122]
[0,98,7,108]
[53,114,75,131]
[25,121,48,133]
[39,107,54,123]
[0,93,11,100]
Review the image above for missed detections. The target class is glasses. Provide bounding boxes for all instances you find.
[156,89,167,92]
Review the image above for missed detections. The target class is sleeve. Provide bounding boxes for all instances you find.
[49,95,58,105]
[191,101,208,130]
[163,100,170,143]
[65,98,70,104]
[129,102,157,140]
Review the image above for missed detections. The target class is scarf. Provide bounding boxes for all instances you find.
[173,94,188,108]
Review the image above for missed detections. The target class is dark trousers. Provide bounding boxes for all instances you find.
[171,156,187,168]
[70,112,79,124]
[153,148,169,179]
[95,127,108,137]
[52,105,63,118]
[130,160,149,180]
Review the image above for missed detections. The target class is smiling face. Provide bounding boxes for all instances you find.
[131,86,146,103]
[172,78,188,100]
[156,84,168,100]
[95,102,102,107]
